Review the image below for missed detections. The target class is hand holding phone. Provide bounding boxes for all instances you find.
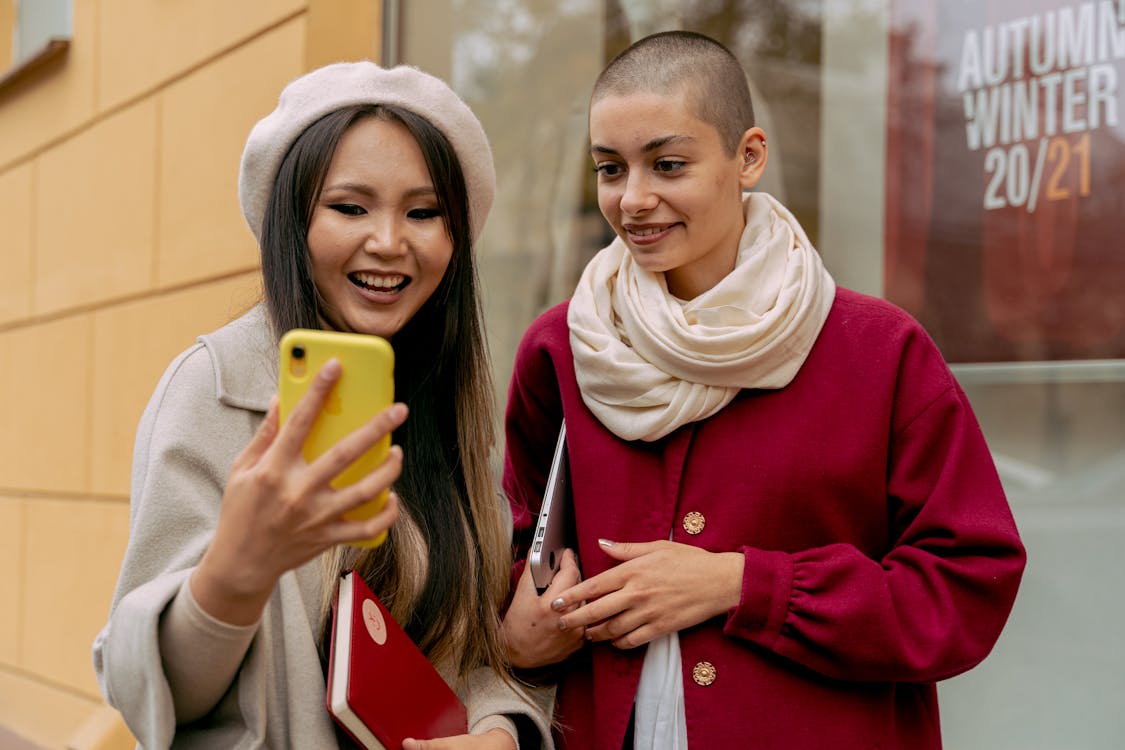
[278,329,395,548]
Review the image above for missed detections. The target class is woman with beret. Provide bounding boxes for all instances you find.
[93,62,550,750]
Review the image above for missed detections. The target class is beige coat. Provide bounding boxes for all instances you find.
[93,305,551,749]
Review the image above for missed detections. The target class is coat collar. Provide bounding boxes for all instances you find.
[198,303,278,413]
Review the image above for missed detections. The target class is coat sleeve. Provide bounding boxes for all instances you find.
[502,310,569,570]
[462,667,556,749]
[92,344,262,745]
[723,331,1026,683]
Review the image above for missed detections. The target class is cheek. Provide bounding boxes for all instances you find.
[596,188,619,221]
[306,215,344,261]
[306,233,346,276]
[431,246,455,278]
[308,213,366,262]
[412,228,454,274]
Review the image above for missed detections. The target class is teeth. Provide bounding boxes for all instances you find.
[630,226,666,237]
[354,272,404,289]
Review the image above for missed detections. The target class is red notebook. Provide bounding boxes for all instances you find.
[326,570,468,748]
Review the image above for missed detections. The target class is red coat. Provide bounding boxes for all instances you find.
[503,288,1025,750]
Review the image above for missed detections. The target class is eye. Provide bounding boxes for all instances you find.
[407,207,443,220]
[654,159,686,174]
[594,162,623,178]
[329,203,366,216]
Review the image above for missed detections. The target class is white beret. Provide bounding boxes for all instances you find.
[238,61,495,243]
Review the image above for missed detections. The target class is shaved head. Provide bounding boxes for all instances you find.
[591,31,755,156]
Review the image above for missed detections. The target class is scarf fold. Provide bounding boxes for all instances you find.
[568,192,836,442]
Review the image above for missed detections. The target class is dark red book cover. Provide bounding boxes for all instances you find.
[326,570,468,748]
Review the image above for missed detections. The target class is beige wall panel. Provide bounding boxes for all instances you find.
[0,316,92,494]
[0,162,34,324]
[98,0,305,111]
[305,0,382,69]
[0,331,16,491]
[65,703,135,750]
[157,20,306,287]
[23,499,130,695]
[0,0,12,69]
[90,274,262,496]
[0,667,102,749]
[0,498,25,668]
[34,103,157,317]
[0,0,97,169]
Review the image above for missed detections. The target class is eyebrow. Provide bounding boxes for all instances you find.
[590,134,696,156]
[321,183,437,199]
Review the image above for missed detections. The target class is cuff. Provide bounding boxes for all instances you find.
[470,714,519,749]
[175,577,263,635]
[723,546,793,646]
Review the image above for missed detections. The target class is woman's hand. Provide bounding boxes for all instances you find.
[551,539,744,649]
[501,548,585,669]
[402,727,516,750]
[191,358,407,625]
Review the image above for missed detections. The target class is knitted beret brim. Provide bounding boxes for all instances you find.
[238,61,496,244]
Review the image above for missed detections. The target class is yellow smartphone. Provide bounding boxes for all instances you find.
[278,329,395,548]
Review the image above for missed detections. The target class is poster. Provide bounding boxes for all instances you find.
[886,0,1125,362]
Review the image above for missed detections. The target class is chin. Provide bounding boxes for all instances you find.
[356,315,408,340]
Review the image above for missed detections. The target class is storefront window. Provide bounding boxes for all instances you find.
[400,3,1125,746]
[9,0,71,66]
[0,0,71,89]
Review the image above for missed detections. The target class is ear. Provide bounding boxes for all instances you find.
[737,127,768,189]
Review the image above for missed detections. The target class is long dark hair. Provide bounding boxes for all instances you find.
[259,104,508,674]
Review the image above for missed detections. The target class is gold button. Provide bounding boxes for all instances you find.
[682,511,705,535]
[692,661,717,686]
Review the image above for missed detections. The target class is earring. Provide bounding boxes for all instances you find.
[745,139,767,164]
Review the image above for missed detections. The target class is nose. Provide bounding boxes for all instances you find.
[619,171,657,215]
[363,213,406,257]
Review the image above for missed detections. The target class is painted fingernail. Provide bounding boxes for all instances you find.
[598,538,616,549]
[557,618,568,631]
[551,597,566,611]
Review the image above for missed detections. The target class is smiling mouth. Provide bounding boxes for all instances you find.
[350,272,408,293]
[625,223,677,242]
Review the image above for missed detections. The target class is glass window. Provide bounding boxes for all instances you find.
[0,0,71,84]
[12,0,71,65]
[400,3,1125,746]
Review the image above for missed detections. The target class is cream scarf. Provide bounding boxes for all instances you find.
[568,192,836,442]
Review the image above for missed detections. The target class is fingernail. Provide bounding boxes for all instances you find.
[557,618,568,631]
[551,597,566,612]
[390,403,408,421]
[322,358,341,376]
[598,538,615,549]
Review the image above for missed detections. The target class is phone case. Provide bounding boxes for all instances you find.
[278,329,395,548]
